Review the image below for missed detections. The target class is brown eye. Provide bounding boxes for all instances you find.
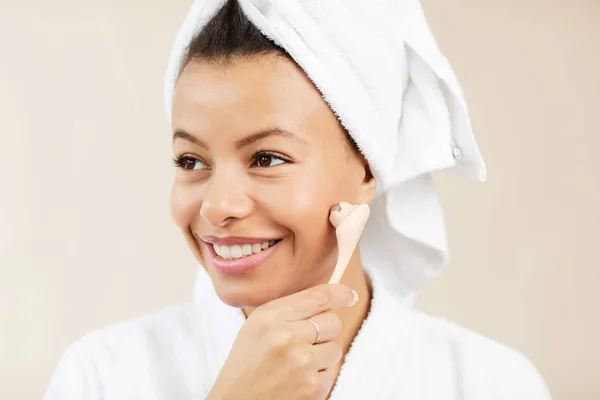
[172,155,209,171]
[182,158,196,170]
[253,153,286,168]
[257,154,272,167]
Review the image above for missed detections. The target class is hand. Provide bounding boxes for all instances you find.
[207,283,358,400]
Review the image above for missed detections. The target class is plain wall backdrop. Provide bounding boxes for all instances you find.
[1,1,598,399]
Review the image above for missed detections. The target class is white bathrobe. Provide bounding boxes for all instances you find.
[44,263,551,399]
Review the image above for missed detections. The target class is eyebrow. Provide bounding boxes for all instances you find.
[172,127,308,150]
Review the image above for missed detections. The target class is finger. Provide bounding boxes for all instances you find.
[265,283,357,321]
[315,369,334,399]
[294,311,342,344]
[301,369,334,400]
[311,341,343,372]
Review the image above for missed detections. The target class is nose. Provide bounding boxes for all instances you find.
[200,167,253,227]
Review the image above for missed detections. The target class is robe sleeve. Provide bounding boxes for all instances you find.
[492,348,552,400]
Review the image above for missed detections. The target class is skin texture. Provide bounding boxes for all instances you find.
[170,54,376,397]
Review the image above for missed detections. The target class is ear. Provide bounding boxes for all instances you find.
[357,158,377,205]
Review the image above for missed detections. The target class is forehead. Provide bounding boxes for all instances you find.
[171,57,338,139]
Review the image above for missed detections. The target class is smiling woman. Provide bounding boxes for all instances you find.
[169,52,375,312]
[42,0,551,399]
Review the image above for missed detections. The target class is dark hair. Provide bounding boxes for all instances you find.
[182,0,360,154]
[183,0,293,67]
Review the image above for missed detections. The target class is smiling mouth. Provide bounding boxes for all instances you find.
[212,239,282,260]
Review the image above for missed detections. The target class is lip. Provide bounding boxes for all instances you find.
[201,238,283,276]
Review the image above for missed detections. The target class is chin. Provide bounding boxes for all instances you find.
[210,276,281,309]
[214,287,276,309]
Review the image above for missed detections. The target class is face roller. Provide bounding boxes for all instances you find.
[328,202,371,284]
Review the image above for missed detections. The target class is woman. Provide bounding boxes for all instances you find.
[45,0,551,399]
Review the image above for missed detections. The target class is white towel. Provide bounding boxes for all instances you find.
[164,0,487,300]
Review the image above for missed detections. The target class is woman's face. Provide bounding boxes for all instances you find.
[170,55,374,308]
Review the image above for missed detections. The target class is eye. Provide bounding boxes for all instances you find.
[172,155,209,171]
[252,152,288,168]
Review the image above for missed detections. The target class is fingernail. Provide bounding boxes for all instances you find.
[351,290,359,303]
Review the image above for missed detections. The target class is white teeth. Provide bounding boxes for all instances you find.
[220,245,231,259]
[213,240,279,260]
[230,245,242,258]
[242,244,252,256]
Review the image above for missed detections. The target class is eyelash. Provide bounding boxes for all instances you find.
[171,154,201,170]
[171,151,291,171]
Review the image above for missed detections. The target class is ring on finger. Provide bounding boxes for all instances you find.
[307,317,321,344]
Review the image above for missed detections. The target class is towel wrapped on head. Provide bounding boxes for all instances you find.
[164,0,487,302]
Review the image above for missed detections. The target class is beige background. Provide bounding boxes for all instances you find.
[1,1,598,399]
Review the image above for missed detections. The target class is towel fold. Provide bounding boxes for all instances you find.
[164,0,487,300]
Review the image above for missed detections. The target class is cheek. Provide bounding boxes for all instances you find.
[170,181,202,230]
[254,169,339,266]
[287,184,331,245]
[259,167,337,229]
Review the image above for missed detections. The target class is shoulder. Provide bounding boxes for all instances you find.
[44,303,210,399]
[406,309,552,399]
